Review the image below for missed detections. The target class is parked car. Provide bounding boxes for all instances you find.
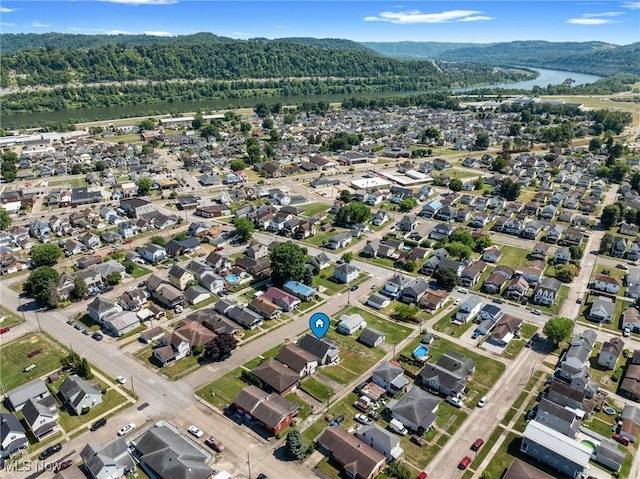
[0,327,9,334]
[90,418,107,431]
[82,329,91,335]
[471,438,484,451]
[446,396,463,408]
[411,435,426,447]
[55,460,73,473]
[330,415,345,426]
[204,435,225,452]
[612,433,630,446]
[492,298,504,304]
[417,473,428,479]
[117,423,136,436]
[458,456,472,470]
[477,396,488,408]
[531,333,540,342]
[39,443,62,460]
[350,285,359,291]
[256,474,269,479]
[616,263,628,270]
[115,376,126,384]
[453,299,462,306]
[458,288,469,294]
[623,328,631,337]
[27,349,43,358]
[354,414,372,425]
[531,309,542,315]
[66,319,75,325]
[576,297,582,304]
[74,323,83,330]
[92,332,103,341]
[188,425,204,438]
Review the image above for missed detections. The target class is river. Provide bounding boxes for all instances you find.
[3,68,602,129]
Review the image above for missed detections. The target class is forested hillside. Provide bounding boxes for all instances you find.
[364,40,640,76]
[250,37,376,54]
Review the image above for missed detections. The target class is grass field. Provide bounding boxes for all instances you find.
[195,368,247,411]
[0,305,24,329]
[497,244,531,269]
[0,333,68,391]
[57,386,128,432]
[129,265,152,278]
[302,202,330,217]
[300,377,334,402]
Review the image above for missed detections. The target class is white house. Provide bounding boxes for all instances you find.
[593,275,621,295]
[366,293,390,310]
[337,313,367,335]
[333,263,360,284]
[455,295,483,323]
[356,423,404,461]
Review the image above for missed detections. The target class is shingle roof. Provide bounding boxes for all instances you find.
[317,427,385,479]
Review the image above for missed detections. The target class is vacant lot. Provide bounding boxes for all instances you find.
[195,368,247,411]
[0,333,68,391]
[302,202,330,217]
[338,306,413,345]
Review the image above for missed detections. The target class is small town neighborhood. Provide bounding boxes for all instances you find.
[1,97,640,479]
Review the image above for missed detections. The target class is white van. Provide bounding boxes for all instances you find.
[389,419,408,435]
[23,364,36,372]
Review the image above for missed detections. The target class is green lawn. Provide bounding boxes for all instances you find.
[302,202,330,217]
[57,387,129,432]
[338,306,413,345]
[285,393,312,420]
[497,244,531,269]
[473,425,505,468]
[0,305,24,329]
[433,310,475,338]
[503,323,538,360]
[534,284,569,315]
[195,368,247,411]
[300,377,334,402]
[480,432,521,479]
[0,333,69,391]
[129,265,152,278]
[314,267,346,294]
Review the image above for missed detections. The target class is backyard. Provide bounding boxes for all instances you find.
[336,306,414,345]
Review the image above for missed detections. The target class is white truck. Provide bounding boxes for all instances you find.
[389,418,408,435]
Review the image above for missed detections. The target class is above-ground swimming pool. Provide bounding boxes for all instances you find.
[225,274,239,284]
[580,440,597,452]
[413,345,429,360]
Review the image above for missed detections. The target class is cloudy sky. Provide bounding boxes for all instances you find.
[1,1,638,44]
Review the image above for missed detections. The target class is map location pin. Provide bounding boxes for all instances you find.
[309,312,330,339]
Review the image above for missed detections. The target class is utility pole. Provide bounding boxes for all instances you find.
[247,452,252,479]
[34,309,42,333]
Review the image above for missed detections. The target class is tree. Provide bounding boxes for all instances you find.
[491,156,506,172]
[392,304,419,323]
[262,117,273,129]
[201,123,220,140]
[72,276,88,300]
[123,260,136,274]
[24,266,60,306]
[404,261,417,272]
[106,272,122,286]
[47,282,61,309]
[338,189,352,202]
[589,137,602,152]
[555,264,577,283]
[334,203,371,226]
[150,235,166,247]
[341,252,353,263]
[192,112,204,130]
[229,159,246,171]
[0,207,12,231]
[449,178,463,192]
[31,243,63,267]
[386,461,412,479]
[285,428,309,460]
[499,177,521,201]
[398,197,418,212]
[137,176,152,196]
[233,217,254,243]
[473,236,493,253]
[172,231,188,241]
[601,204,621,228]
[139,119,156,131]
[543,317,574,345]
[202,333,238,362]
[599,233,613,254]
[270,242,307,286]
[302,268,314,286]
[434,266,461,289]
[474,132,490,150]
[569,246,584,261]
[78,357,93,379]
[473,177,484,191]
[445,242,472,260]
[451,230,474,247]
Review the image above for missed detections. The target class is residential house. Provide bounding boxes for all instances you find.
[365,293,390,312]
[132,425,214,479]
[168,265,195,291]
[544,224,564,243]
[398,215,419,232]
[535,398,580,439]
[261,287,301,312]
[275,344,318,377]
[81,438,135,479]
[626,267,640,300]
[484,272,509,295]
[506,276,530,301]
[153,331,190,366]
[358,328,386,348]
[481,247,502,263]
[252,358,300,395]
[455,295,483,323]
[102,311,141,337]
[429,223,454,241]
[589,296,615,323]
[139,244,167,264]
[246,242,269,259]
[593,275,621,294]
[622,305,640,333]
[327,232,352,249]
[420,351,475,398]
[22,398,58,441]
[460,261,487,287]
[316,427,386,479]
[248,297,282,320]
[419,289,449,311]
[553,247,571,265]
[58,375,103,415]
[400,277,430,304]
[420,200,442,218]
[619,404,640,443]
[0,413,28,459]
[611,237,627,258]
[531,243,551,261]
[371,361,409,397]
[597,338,624,369]
[297,334,339,365]
[337,314,367,335]
[283,280,317,302]
[333,263,360,284]
[387,386,440,434]
[620,223,639,236]
[118,288,148,312]
[356,423,404,462]
[87,297,121,325]
[487,314,522,347]
[232,385,298,436]
[226,305,263,329]
[519,261,546,284]
[533,278,561,306]
[520,421,590,479]
[307,252,331,272]
[6,379,51,412]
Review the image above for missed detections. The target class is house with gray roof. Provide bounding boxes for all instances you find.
[535,398,580,438]
[81,437,135,479]
[358,327,386,348]
[1,413,28,458]
[455,295,483,323]
[387,386,440,434]
[58,375,103,415]
[400,277,430,304]
[6,378,51,412]
[371,361,409,397]
[597,337,624,369]
[297,334,339,365]
[275,344,318,377]
[87,297,121,325]
[22,398,59,441]
[589,296,615,323]
[420,351,475,398]
[594,438,625,473]
[356,423,404,461]
[132,425,214,479]
[337,313,367,335]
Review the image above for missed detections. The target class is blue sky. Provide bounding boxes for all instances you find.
[1,1,638,44]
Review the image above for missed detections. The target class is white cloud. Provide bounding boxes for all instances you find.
[1,22,16,26]
[144,30,173,36]
[31,21,51,28]
[106,30,131,35]
[582,11,623,17]
[0,7,14,13]
[459,15,494,22]
[100,0,177,4]
[566,18,615,24]
[363,9,491,24]
[622,2,640,9]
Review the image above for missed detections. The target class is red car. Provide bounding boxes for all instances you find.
[27,348,43,358]
[0,327,9,334]
[612,433,630,446]
[204,436,224,452]
[55,460,73,473]
[471,438,484,451]
[417,472,428,479]
[458,456,472,470]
